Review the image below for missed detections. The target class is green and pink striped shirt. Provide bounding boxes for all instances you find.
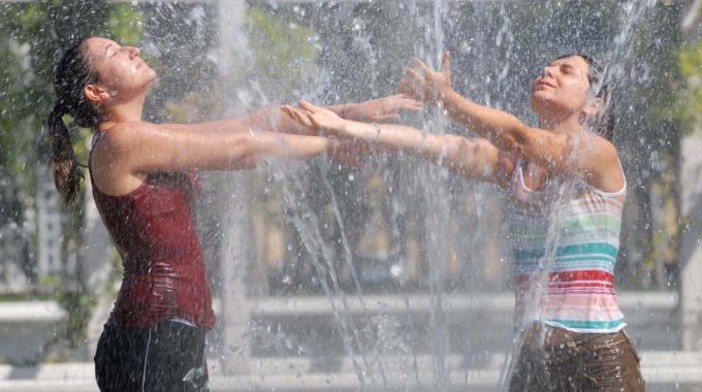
[506,160,626,333]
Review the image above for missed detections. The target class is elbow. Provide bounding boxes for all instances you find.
[440,136,464,166]
[443,136,474,171]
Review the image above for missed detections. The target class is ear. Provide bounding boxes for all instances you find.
[582,97,603,117]
[83,84,111,105]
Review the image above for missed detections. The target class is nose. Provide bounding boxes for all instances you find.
[128,46,141,58]
[540,64,556,79]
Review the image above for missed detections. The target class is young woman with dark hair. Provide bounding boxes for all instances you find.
[48,35,420,392]
[283,52,645,391]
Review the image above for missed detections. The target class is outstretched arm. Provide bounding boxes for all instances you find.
[281,101,513,184]
[400,52,622,192]
[164,95,422,136]
[334,94,423,123]
[108,123,334,171]
[91,122,340,195]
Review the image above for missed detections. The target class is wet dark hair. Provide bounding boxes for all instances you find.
[48,36,103,205]
[555,53,615,141]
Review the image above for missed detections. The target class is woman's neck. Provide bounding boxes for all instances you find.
[104,94,147,124]
[538,112,584,135]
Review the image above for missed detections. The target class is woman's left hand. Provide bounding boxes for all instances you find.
[345,94,423,123]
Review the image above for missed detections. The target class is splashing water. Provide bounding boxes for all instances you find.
[209,1,664,391]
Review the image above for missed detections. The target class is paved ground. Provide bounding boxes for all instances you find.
[1,351,702,391]
[0,292,688,390]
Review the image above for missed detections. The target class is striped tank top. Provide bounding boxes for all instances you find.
[506,159,626,333]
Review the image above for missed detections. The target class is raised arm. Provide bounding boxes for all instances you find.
[281,101,513,185]
[400,52,622,192]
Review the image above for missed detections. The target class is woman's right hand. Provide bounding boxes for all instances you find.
[281,100,350,136]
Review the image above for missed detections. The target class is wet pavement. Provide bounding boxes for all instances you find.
[0,351,701,392]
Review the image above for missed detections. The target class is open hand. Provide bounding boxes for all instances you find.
[399,51,453,105]
[349,94,423,122]
[281,100,348,136]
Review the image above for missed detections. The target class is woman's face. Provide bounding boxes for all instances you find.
[83,37,157,103]
[529,55,593,120]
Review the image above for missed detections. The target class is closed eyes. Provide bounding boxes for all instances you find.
[104,44,119,58]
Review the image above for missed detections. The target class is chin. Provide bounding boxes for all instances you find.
[148,76,160,90]
[145,72,158,87]
[529,94,549,112]
[530,96,561,118]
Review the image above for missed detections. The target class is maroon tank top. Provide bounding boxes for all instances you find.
[90,170,215,329]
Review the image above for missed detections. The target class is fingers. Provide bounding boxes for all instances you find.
[383,93,424,110]
[280,105,299,121]
[442,51,451,70]
[442,50,451,78]
[405,98,424,110]
[398,85,419,101]
[399,72,423,100]
[412,57,431,74]
[404,66,423,83]
[398,77,412,93]
[373,114,401,123]
[281,105,313,128]
[385,93,410,100]
[307,112,324,130]
[298,100,320,113]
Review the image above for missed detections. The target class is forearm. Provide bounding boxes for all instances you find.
[126,125,327,173]
[247,132,330,162]
[341,122,500,181]
[198,131,329,169]
[442,89,528,152]
[166,104,371,135]
[164,107,308,135]
[342,122,447,160]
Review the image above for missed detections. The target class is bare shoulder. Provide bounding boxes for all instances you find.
[574,133,620,167]
[574,133,624,193]
[93,121,168,163]
[99,121,156,149]
[90,122,149,196]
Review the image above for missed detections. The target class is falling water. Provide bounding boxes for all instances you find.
[0,0,693,391]
[172,0,669,391]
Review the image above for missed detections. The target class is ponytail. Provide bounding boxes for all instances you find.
[50,36,99,205]
[47,103,84,205]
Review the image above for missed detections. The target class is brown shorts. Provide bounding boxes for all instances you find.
[508,323,645,392]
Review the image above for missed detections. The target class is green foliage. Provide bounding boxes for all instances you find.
[0,1,146,357]
[678,42,702,134]
[165,4,319,122]
[245,4,318,96]
[0,39,34,172]
[108,5,143,45]
[55,285,97,347]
